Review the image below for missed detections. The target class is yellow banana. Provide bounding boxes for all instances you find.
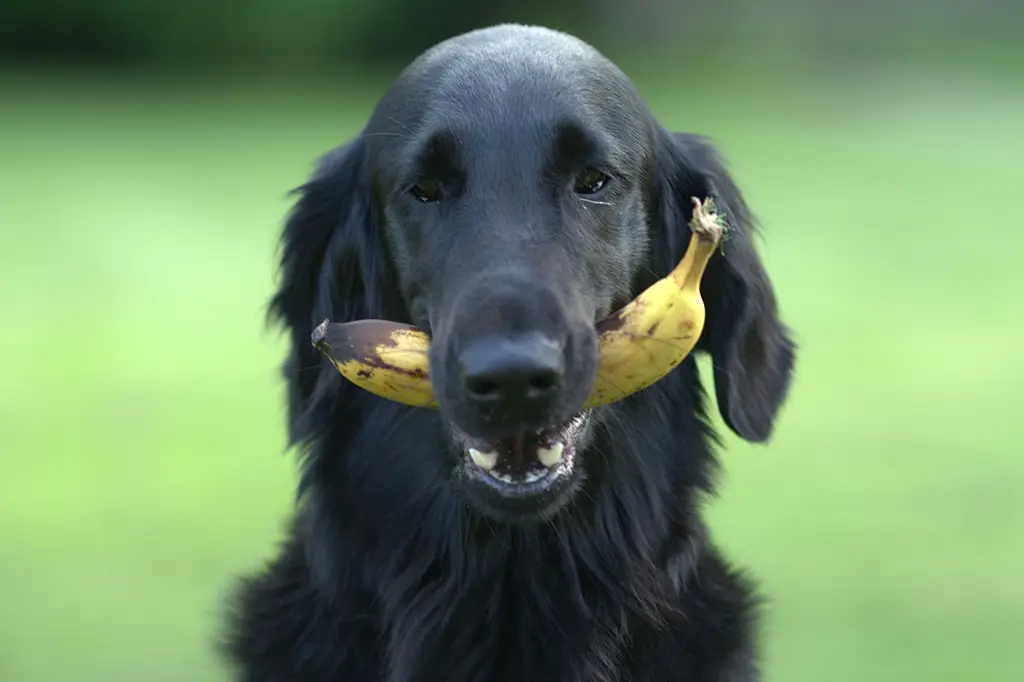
[311,196,725,410]
[311,319,439,409]
[584,196,724,407]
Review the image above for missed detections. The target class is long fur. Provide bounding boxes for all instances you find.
[222,26,796,682]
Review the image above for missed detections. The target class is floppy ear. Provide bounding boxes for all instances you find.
[268,135,389,445]
[653,131,796,442]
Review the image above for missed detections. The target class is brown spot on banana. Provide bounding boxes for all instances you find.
[311,319,436,407]
[311,196,726,410]
[593,307,631,333]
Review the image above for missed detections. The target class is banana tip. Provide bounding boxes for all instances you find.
[311,318,331,350]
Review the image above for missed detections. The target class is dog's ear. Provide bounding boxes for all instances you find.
[653,131,796,442]
[268,135,387,445]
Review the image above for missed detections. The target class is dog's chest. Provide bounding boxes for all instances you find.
[391,574,629,682]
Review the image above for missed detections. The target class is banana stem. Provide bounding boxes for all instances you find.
[671,197,726,293]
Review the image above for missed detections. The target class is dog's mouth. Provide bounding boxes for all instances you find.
[454,412,589,498]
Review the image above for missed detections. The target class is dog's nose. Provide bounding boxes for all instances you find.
[459,333,564,417]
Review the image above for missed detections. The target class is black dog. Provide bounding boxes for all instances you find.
[223,24,796,682]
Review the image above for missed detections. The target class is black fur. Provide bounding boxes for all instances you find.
[222,24,796,682]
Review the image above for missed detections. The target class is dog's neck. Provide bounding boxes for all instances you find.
[296,363,717,681]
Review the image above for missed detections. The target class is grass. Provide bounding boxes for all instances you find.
[1,66,1022,682]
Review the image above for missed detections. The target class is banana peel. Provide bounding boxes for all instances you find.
[311,196,726,409]
[311,319,439,409]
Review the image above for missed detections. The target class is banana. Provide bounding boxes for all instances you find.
[584,196,724,407]
[311,196,725,410]
[311,319,439,409]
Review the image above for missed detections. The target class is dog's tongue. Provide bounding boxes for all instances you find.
[503,432,532,474]
[465,424,569,478]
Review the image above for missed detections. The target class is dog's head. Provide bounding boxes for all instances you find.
[271,25,795,524]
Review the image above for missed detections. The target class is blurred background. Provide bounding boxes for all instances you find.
[2,1,1022,680]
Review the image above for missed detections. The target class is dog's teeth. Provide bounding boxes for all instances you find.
[469,448,498,470]
[537,442,564,468]
[523,470,544,483]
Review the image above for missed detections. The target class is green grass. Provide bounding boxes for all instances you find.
[1,68,1022,682]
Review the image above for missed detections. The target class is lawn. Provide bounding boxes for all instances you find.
[1,66,1022,681]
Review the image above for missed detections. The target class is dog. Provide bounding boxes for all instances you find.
[222,24,796,682]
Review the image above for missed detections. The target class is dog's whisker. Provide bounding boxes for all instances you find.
[385,115,415,135]
[605,330,699,356]
[357,131,410,140]
[594,371,635,403]
[375,347,429,357]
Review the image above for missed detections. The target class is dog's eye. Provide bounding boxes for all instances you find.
[573,168,610,195]
[409,179,442,203]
